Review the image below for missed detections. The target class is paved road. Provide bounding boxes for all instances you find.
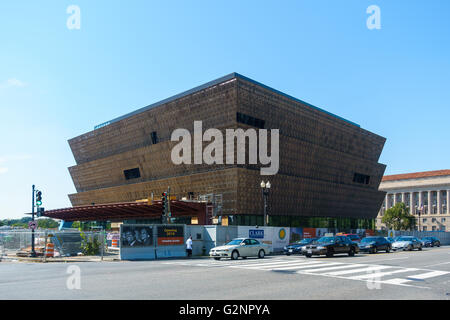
[1,247,449,299]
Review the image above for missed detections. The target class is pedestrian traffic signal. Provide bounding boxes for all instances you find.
[36,191,42,206]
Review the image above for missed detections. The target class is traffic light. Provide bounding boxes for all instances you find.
[36,191,42,206]
[162,192,167,215]
[37,207,45,217]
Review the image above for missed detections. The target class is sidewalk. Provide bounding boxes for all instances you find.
[0,252,121,263]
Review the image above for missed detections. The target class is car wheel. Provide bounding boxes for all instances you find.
[231,250,239,260]
[326,249,334,258]
[419,245,422,251]
[437,243,440,247]
[386,247,390,253]
[258,250,265,259]
[409,245,413,251]
[348,248,355,257]
[214,257,220,260]
[305,253,312,258]
[286,253,291,256]
[242,256,247,259]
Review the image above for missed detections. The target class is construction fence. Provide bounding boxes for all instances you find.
[0,230,113,261]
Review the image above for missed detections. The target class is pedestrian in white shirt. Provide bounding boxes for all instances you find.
[186,235,193,257]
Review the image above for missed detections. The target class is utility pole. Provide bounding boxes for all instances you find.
[167,186,171,224]
[31,185,36,257]
[260,181,271,226]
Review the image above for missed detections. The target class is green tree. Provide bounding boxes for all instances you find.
[71,221,81,230]
[382,202,416,231]
[37,218,59,229]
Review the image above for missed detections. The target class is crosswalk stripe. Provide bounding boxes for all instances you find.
[381,278,414,285]
[229,260,313,268]
[232,260,326,270]
[348,268,419,280]
[300,264,367,273]
[406,270,449,280]
[323,265,391,276]
[273,262,340,271]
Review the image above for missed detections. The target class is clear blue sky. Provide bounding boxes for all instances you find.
[1,0,449,219]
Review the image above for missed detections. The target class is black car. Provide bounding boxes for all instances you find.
[421,236,441,247]
[359,236,391,253]
[283,238,318,255]
[304,236,359,258]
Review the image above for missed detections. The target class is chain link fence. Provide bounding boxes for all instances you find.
[0,230,114,262]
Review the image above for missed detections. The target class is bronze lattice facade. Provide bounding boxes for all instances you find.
[68,73,386,222]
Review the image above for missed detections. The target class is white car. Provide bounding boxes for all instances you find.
[209,238,271,260]
[391,236,423,251]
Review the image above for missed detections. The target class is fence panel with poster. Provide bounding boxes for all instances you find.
[237,226,290,253]
[155,224,186,258]
[120,224,156,260]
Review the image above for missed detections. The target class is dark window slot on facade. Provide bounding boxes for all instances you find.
[236,112,265,129]
[124,168,141,180]
[151,131,158,144]
[353,173,370,184]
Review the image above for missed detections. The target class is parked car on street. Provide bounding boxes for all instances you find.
[303,236,359,258]
[421,236,441,247]
[358,236,391,253]
[385,237,395,243]
[336,233,361,243]
[283,238,318,255]
[209,238,271,260]
[392,236,422,251]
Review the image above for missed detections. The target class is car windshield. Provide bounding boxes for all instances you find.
[226,239,243,245]
[422,237,432,240]
[348,235,359,240]
[317,237,336,243]
[397,237,413,241]
[361,237,377,243]
[297,239,313,244]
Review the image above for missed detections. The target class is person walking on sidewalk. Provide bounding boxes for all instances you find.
[186,235,193,257]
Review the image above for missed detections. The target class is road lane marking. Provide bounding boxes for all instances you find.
[379,278,413,285]
[407,270,449,280]
[323,265,392,276]
[232,260,326,269]
[301,264,367,273]
[270,262,339,271]
[348,268,419,280]
[422,262,450,267]
[228,260,315,268]
[356,257,409,263]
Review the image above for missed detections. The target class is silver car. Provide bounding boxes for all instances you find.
[392,236,423,251]
[209,238,271,260]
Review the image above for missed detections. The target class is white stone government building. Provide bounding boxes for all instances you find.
[376,170,450,231]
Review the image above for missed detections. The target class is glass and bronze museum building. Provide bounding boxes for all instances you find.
[63,73,386,229]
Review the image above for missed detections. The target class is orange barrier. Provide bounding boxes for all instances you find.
[45,242,54,257]
[111,239,119,248]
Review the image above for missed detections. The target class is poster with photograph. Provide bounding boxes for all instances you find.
[121,225,154,247]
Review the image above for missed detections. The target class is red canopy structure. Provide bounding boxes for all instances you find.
[41,200,212,224]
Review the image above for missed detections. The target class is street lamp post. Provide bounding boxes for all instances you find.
[418,208,421,231]
[260,181,271,226]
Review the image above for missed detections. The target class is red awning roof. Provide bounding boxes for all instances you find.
[41,200,208,223]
